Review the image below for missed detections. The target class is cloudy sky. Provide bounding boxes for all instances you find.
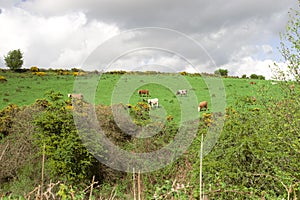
[0,0,298,79]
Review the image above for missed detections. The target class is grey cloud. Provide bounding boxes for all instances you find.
[21,0,293,33]
[4,0,299,77]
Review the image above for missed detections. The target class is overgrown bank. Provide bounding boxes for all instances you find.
[0,87,300,199]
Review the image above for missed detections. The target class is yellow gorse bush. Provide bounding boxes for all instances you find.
[30,66,39,72]
[33,72,46,76]
[0,76,7,82]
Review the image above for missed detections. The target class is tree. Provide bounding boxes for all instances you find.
[214,68,228,76]
[242,74,248,79]
[4,49,23,71]
[257,75,265,80]
[250,74,259,79]
[274,2,300,82]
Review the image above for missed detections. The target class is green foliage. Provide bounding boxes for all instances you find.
[277,1,300,82]
[191,93,300,199]
[4,49,23,71]
[56,183,85,200]
[250,74,265,80]
[250,73,258,79]
[129,101,151,126]
[1,71,300,199]
[257,75,265,80]
[34,91,95,184]
[241,74,247,79]
[153,180,190,200]
[214,68,228,76]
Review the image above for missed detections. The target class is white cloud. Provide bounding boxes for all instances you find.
[220,56,282,80]
[0,0,298,79]
[0,7,119,69]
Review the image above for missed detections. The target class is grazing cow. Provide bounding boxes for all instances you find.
[147,98,159,108]
[138,89,149,97]
[176,89,188,96]
[68,93,83,99]
[198,101,208,112]
[250,81,256,85]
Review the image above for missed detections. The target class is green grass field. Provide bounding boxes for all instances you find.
[0,71,286,113]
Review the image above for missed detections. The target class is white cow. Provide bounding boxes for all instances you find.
[176,89,188,96]
[68,93,83,99]
[147,98,159,108]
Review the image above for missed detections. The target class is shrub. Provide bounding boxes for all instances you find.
[214,68,228,76]
[0,104,20,138]
[192,93,300,199]
[30,66,39,72]
[36,72,46,76]
[73,72,79,76]
[32,72,46,76]
[180,71,187,76]
[0,75,7,82]
[250,73,259,79]
[0,104,43,193]
[34,91,96,184]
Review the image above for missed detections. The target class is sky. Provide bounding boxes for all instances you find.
[0,0,298,79]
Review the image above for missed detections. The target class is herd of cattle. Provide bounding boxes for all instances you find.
[137,89,208,111]
[67,81,296,113]
[68,88,208,112]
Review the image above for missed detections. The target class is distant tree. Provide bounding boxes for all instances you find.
[71,68,80,72]
[242,74,248,79]
[257,75,265,80]
[214,69,228,76]
[4,49,23,71]
[250,74,259,79]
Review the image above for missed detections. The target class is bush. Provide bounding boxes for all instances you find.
[34,72,46,76]
[214,68,228,76]
[0,104,20,138]
[0,75,7,82]
[30,66,39,72]
[192,93,300,199]
[34,91,96,184]
[250,74,259,79]
[0,104,44,193]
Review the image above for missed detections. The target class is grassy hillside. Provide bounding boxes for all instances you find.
[1,70,299,199]
[0,71,283,110]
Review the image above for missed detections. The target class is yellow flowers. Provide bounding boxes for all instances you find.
[166,115,174,121]
[0,75,7,82]
[32,72,46,76]
[30,66,39,72]
[73,72,86,76]
[66,105,73,110]
[202,112,212,126]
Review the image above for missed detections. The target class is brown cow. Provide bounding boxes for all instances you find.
[138,89,149,97]
[250,81,256,85]
[289,84,295,91]
[198,101,208,112]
